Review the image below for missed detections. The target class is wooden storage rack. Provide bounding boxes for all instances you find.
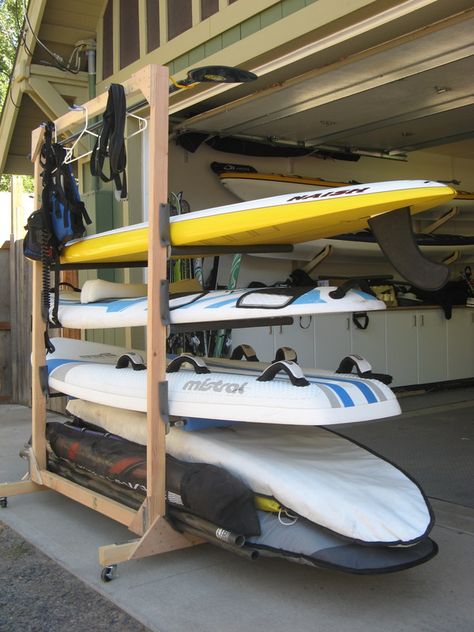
[0,64,204,572]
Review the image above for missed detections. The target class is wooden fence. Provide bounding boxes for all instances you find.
[8,238,31,405]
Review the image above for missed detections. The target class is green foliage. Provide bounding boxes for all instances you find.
[0,1,26,190]
[0,173,10,190]
[0,0,24,108]
[0,173,32,192]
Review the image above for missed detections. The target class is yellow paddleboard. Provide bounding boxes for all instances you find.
[61,180,455,264]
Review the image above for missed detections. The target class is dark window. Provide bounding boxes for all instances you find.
[147,0,160,52]
[102,0,113,79]
[120,0,140,69]
[167,0,192,40]
[201,0,219,20]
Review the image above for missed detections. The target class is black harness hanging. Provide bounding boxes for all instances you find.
[90,83,128,200]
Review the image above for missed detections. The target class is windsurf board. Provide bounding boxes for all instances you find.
[60,180,456,264]
[52,283,385,329]
[47,338,401,425]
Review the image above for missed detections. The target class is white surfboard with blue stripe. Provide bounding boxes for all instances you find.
[47,338,400,426]
[52,285,385,329]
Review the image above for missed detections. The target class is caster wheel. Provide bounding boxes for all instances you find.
[101,564,117,582]
[0,497,7,508]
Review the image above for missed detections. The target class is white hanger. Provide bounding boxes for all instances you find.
[125,111,148,139]
[63,104,148,164]
[63,104,98,164]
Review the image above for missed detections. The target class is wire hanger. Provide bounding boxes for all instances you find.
[63,102,147,164]
[125,111,148,140]
[63,104,99,164]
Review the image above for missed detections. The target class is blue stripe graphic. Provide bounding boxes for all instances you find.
[46,358,82,374]
[292,289,325,305]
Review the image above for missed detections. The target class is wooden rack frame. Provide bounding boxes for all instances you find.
[1,65,202,571]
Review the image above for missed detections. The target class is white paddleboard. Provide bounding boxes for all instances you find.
[47,338,400,425]
[52,284,385,329]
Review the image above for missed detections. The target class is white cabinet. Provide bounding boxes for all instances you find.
[228,308,474,387]
[417,310,447,384]
[274,317,315,368]
[229,325,274,362]
[447,308,474,380]
[351,311,387,375]
[386,311,418,386]
[386,310,448,386]
[314,314,352,370]
[230,318,316,366]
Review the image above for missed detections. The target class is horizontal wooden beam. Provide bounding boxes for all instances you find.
[38,470,138,529]
[0,480,46,496]
[99,515,202,566]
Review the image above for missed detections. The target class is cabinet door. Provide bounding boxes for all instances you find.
[447,309,474,380]
[314,314,352,371]
[417,310,447,384]
[227,326,274,362]
[351,311,387,374]
[386,311,418,387]
[274,317,315,368]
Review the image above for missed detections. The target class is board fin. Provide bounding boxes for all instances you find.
[368,207,449,291]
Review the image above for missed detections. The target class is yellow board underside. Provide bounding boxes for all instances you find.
[61,187,454,264]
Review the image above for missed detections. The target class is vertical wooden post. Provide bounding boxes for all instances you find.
[30,126,47,472]
[143,65,170,526]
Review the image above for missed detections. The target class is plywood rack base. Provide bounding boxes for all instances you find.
[0,65,204,576]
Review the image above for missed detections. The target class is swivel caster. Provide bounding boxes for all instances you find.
[0,497,7,508]
[101,564,117,582]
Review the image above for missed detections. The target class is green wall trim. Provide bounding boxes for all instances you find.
[168,0,317,76]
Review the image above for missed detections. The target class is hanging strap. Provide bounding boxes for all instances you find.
[352,312,369,330]
[49,260,62,328]
[91,83,128,200]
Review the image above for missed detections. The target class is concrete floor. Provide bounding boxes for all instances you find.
[0,392,473,632]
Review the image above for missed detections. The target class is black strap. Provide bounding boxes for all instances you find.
[329,279,374,299]
[51,282,81,293]
[91,84,127,200]
[257,361,310,387]
[49,260,62,328]
[273,347,297,363]
[352,312,369,330]
[115,353,147,370]
[166,355,211,374]
[230,344,259,362]
[336,354,393,385]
